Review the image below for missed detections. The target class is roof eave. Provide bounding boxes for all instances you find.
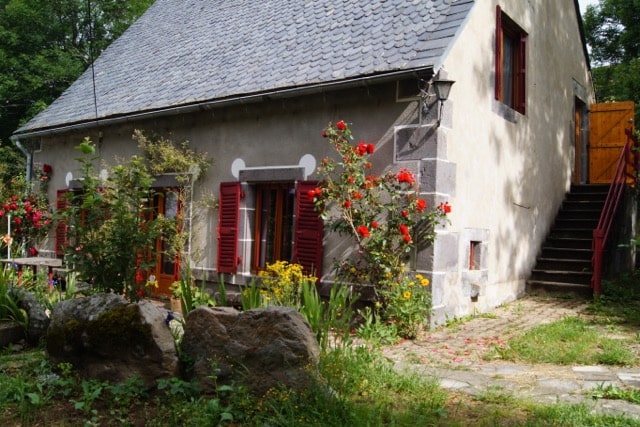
[11,67,434,142]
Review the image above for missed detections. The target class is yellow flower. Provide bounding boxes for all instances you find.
[403,291,411,299]
[374,301,382,308]
[420,278,430,287]
[350,267,357,273]
[408,281,415,287]
[416,274,424,280]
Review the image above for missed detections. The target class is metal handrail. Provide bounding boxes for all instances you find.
[592,129,639,294]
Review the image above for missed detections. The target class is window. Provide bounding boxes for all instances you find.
[495,6,527,114]
[151,190,181,291]
[217,181,323,278]
[253,183,295,270]
[469,241,481,270]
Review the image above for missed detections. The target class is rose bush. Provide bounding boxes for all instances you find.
[310,120,450,338]
[0,175,51,255]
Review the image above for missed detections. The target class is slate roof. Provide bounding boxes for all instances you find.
[15,0,475,135]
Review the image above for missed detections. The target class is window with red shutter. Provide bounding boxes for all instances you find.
[217,180,324,279]
[217,182,241,273]
[495,6,527,115]
[293,181,324,279]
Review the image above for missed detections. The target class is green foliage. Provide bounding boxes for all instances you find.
[312,121,446,339]
[583,0,640,125]
[313,121,448,288]
[241,261,358,353]
[495,316,636,366]
[61,138,176,299]
[298,279,357,352]
[378,273,432,339]
[134,130,210,182]
[0,266,28,331]
[0,0,154,148]
[592,383,640,404]
[256,260,317,307]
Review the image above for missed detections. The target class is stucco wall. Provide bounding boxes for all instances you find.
[34,82,425,281]
[428,0,595,321]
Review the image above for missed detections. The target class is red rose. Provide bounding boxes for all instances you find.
[29,247,38,256]
[352,192,362,199]
[357,142,368,156]
[371,221,379,229]
[347,177,355,183]
[13,217,21,225]
[0,210,4,217]
[397,168,415,184]
[344,200,352,208]
[365,162,372,169]
[321,130,328,138]
[367,143,375,154]
[416,199,427,212]
[42,164,53,174]
[403,235,412,243]
[439,201,452,214]
[399,224,409,235]
[307,190,316,201]
[401,210,409,218]
[336,120,347,130]
[357,225,370,238]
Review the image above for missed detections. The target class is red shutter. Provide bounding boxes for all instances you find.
[494,5,503,101]
[217,182,241,274]
[293,181,324,279]
[517,32,527,114]
[55,189,69,257]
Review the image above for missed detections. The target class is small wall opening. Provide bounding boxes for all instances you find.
[469,240,481,270]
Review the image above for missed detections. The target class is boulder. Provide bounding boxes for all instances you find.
[8,286,49,345]
[46,293,179,387]
[182,306,321,395]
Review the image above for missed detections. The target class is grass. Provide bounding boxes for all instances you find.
[494,315,637,365]
[2,272,640,425]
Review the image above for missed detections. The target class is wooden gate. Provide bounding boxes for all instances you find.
[589,101,635,183]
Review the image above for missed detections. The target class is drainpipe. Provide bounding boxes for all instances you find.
[12,137,33,183]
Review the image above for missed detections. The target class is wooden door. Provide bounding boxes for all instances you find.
[589,101,635,183]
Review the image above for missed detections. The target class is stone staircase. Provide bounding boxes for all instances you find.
[526,184,609,297]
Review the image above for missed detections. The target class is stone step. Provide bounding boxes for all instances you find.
[530,269,592,285]
[526,280,592,297]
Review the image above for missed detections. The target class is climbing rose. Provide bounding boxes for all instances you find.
[344,200,352,208]
[397,168,415,184]
[416,199,427,212]
[357,225,370,237]
[403,235,412,243]
[357,142,368,156]
[439,201,452,214]
[336,120,347,130]
[371,221,379,229]
[401,210,409,218]
[307,187,322,201]
[399,224,409,235]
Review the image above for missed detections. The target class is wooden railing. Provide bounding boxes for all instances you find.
[592,129,639,294]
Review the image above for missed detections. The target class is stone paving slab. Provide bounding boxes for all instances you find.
[381,295,640,420]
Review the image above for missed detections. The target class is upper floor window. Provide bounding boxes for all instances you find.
[495,6,527,114]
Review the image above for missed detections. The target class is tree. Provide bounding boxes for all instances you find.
[0,0,154,183]
[583,0,640,124]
